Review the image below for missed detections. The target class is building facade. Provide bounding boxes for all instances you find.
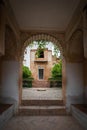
[30,48,58,87]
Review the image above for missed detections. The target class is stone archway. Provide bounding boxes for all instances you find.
[22,34,64,57]
[20,33,66,104]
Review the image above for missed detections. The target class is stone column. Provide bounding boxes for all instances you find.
[66,62,84,111]
[65,30,84,111]
[1,61,20,104]
[62,58,66,105]
[83,5,87,103]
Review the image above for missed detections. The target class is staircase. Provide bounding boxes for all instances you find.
[18,99,67,116]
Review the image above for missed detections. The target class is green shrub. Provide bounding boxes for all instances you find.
[23,78,34,88]
[22,66,32,79]
[51,60,62,79]
[22,66,33,88]
[49,60,62,87]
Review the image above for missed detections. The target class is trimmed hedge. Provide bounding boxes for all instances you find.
[23,78,34,88]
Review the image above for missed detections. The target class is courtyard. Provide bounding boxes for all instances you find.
[22,88,63,100]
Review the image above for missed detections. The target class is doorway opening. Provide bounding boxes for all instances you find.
[19,34,66,116]
[22,39,63,101]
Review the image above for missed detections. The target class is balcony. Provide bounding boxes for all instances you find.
[34,58,48,63]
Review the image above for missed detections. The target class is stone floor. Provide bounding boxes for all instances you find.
[22,88,63,100]
[3,116,85,130]
[2,88,86,130]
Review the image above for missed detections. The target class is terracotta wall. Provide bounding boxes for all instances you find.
[30,49,52,81]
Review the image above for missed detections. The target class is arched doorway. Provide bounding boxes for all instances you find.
[20,34,66,105]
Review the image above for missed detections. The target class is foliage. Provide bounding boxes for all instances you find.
[35,40,47,58]
[48,60,62,88]
[36,40,47,49]
[35,48,44,58]
[53,44,60,58]
[51,60,62,79]
[22,66,32,79]
[29,40,60,58]
[23,78,34,88]
[22,66,34,88]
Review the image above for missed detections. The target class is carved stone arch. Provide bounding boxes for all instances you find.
[21,33,64,60]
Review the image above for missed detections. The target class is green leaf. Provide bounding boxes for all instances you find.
[22,66,32,79]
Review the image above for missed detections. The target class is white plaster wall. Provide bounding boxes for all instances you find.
[1,61,20,104]
[66,63,84,109]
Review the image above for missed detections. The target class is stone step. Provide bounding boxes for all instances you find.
[21,99,64,106]
[71,104,87,129]
[18,106,67,116]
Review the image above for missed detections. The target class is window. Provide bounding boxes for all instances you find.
[38,50,44,58]
[38,69,44,79]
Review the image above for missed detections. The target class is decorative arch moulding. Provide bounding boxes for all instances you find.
[23,33,64,59]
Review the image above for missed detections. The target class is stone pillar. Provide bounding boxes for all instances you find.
[65,29,84,111]
[66,63,84,110]
[18,60,23,105]
[83,6,87,103]
[0,61,20,108]
[62,58,66,105]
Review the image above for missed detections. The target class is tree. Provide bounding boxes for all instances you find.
[51,60,62,79]
[22,66,33,88]
[22,66,32,79]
